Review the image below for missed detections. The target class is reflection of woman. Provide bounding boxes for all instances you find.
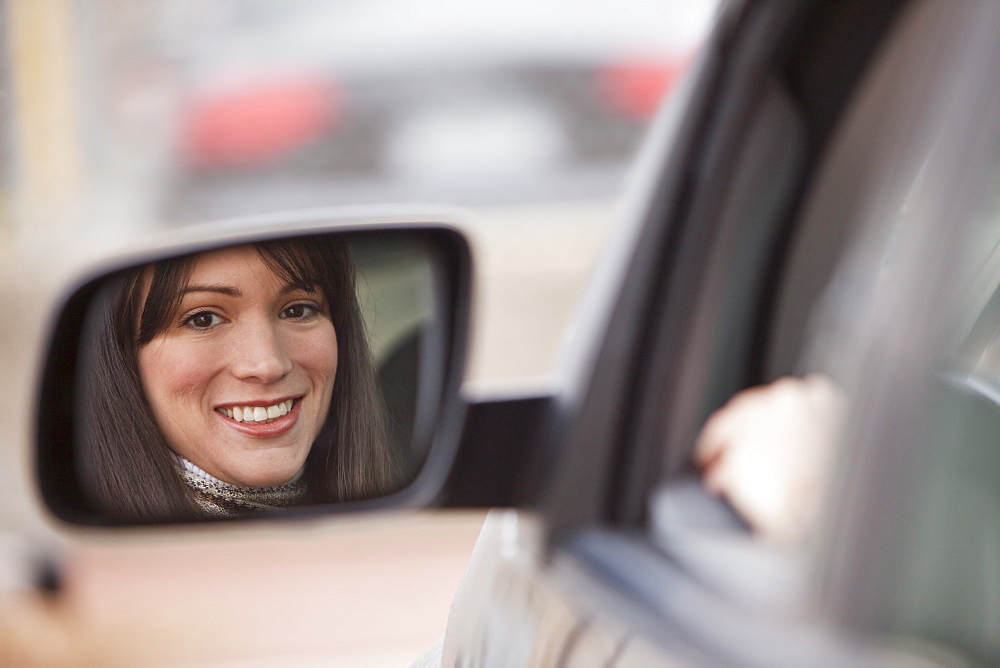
[81,236,399,520]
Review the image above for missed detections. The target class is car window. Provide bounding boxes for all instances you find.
[901,166,1000,663]
[652,0,1000,661]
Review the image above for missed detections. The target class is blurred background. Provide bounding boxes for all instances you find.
[0,0,717,663]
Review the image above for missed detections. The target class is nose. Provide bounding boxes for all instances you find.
[228,317,292,383]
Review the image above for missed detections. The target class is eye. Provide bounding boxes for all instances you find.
[182,310,224,331]
[280,303,321,321]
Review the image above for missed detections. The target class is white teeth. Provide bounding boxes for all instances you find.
[221,399,295,424]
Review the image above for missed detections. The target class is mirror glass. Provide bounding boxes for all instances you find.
[57,230,456,523]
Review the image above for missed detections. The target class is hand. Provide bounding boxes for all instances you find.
[694,374,845,543]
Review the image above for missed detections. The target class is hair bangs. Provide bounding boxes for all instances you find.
[137,255,195,345]
[256,239,329,295]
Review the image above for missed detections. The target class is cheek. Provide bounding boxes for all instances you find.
[138,340,220,408]
[318,331,340,385]
[297,326,339,390]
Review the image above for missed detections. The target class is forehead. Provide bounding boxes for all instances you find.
[187,245,279,287]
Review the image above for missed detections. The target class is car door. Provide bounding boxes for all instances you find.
[441,0,1000,664]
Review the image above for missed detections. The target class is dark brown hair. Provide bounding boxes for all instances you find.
[78,235,398,521]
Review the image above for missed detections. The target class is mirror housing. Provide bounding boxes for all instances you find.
[36,211,472,526]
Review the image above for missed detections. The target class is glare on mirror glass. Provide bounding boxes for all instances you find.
[75,234,437,522]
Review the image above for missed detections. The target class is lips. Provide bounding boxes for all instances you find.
[218,398,296,425]
[214,397,302,438]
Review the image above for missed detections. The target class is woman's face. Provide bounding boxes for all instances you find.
[137,246,338,487]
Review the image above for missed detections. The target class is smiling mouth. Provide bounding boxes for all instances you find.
[217,399,297,425]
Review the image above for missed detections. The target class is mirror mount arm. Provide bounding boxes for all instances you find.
[439,393,554,508]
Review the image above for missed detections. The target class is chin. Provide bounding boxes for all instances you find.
[223,448,309,488]
[236,470,299,488]
[260,461,308,486]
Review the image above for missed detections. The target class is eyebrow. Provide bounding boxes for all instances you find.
[280,283,317,296]
[181,283,316,297]
[182,284,241,297]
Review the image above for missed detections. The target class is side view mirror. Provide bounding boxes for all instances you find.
[36,214,472,525]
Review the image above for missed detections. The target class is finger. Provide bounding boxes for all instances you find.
[701,449,731,495]
[694,407,737,466]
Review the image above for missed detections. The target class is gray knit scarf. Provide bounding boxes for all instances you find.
[177,457,307,517]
